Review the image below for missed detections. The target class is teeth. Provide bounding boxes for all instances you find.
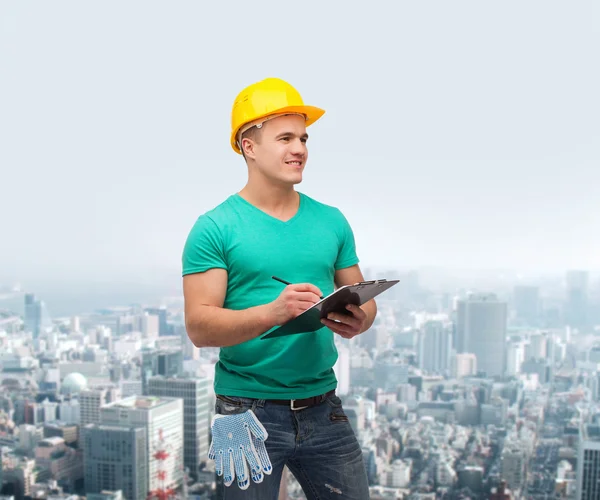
[287,161,301,165]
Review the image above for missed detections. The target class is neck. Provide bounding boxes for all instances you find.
[238,175,299,212]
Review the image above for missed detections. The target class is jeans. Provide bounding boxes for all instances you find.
[214,393,370,499]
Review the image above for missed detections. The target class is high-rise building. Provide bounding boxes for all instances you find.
[501,443,526,492]
[145,307,169,336]
[513,286,540,326]
[83,424,148,500]
[418,320,452,375]
[24,293,51,338]
[455,294,507,378]
[147,376,210,481]
[333,343,351,395]
[526,333,547,360]
[506,342,525,376]
[100,396,184,493]
[141,348,183,395]
[80,388,120,428]
[452,353,477,379]
[566,270,589,330]
[577,423,600,499]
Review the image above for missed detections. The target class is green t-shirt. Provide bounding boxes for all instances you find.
[181,191,359,399]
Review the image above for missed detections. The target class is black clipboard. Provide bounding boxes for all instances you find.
[260,279,399,339]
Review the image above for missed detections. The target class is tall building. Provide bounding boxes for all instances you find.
[506,342,525,376]
[333,343,351,395]
[526,333,547,360]
[455,294,507,378]
[501,444,526,492]
[452,353,477,379]
[24,293,52,338]
[418,320,452,375]
[145,306,169,336]
[566,270,589,330]
[513,286,540,326]
[577,423,600,499]
[83,424,148,500]
[147,375,210,481]
[141,348,183,395]
[80,388,121,428]
[100,396,184,493]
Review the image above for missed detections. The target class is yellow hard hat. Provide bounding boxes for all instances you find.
[230,77,325,154]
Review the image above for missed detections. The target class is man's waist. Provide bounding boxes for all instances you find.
[216,389,336,411]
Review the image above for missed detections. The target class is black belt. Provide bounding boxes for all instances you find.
[268,389,336,411]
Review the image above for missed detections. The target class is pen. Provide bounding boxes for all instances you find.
[272,276,324,299]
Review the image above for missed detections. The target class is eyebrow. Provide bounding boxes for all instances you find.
[275,131,309,140]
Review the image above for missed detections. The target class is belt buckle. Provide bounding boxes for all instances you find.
[290,399,308,411]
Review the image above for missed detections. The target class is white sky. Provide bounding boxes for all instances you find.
[1,0,599,286]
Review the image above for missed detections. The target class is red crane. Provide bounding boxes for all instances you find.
[147,428,176,500]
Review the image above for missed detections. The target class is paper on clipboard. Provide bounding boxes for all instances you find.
[261,279,399,339]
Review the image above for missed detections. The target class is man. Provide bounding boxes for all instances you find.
[182,77,376,499]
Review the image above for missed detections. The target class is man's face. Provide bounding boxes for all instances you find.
[244,114,309,186]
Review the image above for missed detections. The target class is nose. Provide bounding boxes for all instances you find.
[290,138,307,156]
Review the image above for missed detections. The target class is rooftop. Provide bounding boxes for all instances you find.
[583,424,600,442]
[104,395,174,410]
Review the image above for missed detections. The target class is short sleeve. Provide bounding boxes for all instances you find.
[182,215,228,276]
[334,210,360,270]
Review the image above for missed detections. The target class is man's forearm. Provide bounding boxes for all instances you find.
[186,304,276,348]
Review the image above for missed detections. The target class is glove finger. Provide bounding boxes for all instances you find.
[214,449,223,477]
[245,410,268,441]
[233,448,250,490]
[242,424,264,483]
[252,434,273,475]
[244,444,264,483]
[223,448,235,487]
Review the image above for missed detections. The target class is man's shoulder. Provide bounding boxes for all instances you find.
[193,195,239,226]
[300,192,344,217]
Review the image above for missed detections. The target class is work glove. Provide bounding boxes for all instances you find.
[208,409,273,490]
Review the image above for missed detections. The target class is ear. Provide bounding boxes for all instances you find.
[241,137,257,160]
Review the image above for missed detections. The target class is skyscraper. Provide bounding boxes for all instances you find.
[83,424,148,500]
[24,293,51,338]
[577,423,600,499]
[141,348,183,395]
[566,270,589,330]
[418,320,452,375]
[100,396,184,493]
[147,375,210,481]
[455,294,507,378]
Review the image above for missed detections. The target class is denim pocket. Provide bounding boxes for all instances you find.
[215,395,252,416]
[325,394,343,408]
[330,410,349,423]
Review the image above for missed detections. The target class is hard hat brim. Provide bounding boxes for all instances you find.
[231,105,325,154]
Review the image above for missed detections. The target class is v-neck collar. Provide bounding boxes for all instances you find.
[233,191,305,226]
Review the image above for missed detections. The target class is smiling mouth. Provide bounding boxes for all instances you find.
[285,161,303,167]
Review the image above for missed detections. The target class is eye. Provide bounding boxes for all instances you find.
[301,138,307,144]
[280,137,290,141]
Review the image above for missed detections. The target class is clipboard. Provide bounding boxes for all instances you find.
[261,279,399,339]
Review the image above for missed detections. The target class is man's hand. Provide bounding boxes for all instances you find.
[320,304,367,339]
[267,283,323,326]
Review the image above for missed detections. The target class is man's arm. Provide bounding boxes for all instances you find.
[184,269,275,348]
[332,264,378,334]
[184,269,323,348]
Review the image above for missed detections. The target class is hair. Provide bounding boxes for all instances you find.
[240,125,263,160]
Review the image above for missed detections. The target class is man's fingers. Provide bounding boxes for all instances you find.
[290,283,323,297]
[321,318,356,337]
[325,312,360,328]
[293,291,322,304]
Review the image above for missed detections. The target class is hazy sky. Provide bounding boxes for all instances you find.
[1,0,599,287]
